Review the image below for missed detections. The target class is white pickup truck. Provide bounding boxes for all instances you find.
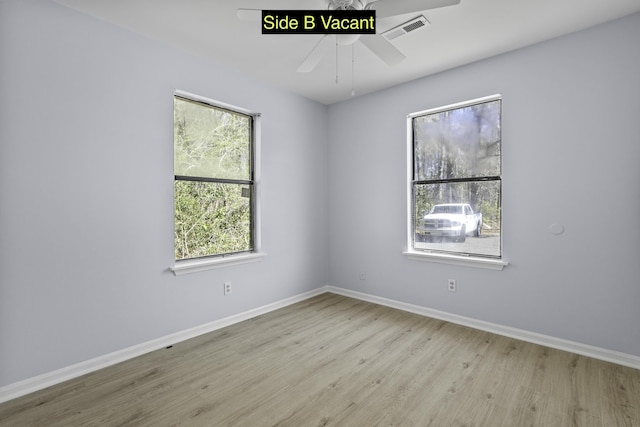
[417,203,482,242]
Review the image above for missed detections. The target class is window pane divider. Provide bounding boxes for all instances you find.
[174,175,253,186]
[412,176,500,185]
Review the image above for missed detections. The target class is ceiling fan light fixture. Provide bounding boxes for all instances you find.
[336,33,361,45]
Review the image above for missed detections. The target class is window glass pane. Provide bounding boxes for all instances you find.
[413,180,501,257]
[174,97,251,180]
[414,100,501,181]
[174,181,252,260]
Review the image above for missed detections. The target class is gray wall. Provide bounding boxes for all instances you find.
[0,0,328,387]
[327,13,640,357]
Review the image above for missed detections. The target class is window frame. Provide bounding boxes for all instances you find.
[171,90,264,275]
[404,94,508,270]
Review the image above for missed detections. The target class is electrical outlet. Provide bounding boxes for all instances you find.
[448,279,456,292]
[359,271,366,281]
[224,282,232,296]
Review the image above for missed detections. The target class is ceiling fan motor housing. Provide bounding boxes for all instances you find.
[329,0,365,11]
[328,0,368,45]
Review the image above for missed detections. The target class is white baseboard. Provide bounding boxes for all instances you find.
[326,286,640,370]
[3,285,638,405]
[0,287,326,404]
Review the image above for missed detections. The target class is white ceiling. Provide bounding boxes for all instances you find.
[54,0,640,105]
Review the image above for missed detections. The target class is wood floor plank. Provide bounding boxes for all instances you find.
[1,293,639,426]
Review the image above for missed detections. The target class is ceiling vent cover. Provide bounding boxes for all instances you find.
[382,15,430,41]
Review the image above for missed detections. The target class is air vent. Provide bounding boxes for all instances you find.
[382,16,430,41]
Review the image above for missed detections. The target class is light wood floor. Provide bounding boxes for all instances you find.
[1,293,639,426]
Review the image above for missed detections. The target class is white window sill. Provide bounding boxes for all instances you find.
[403,250,508,270]
[170,252,266,276]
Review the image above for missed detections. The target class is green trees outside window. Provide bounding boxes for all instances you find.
[174,96,254,261]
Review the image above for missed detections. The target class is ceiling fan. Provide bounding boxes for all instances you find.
[237,0,461,73]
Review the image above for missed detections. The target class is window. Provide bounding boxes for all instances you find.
[173,93,256,262]
[408,95,502,261]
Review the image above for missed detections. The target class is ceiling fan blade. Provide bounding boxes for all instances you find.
[359,35,405,66]
[297,35,332,73]
[237,8,262,21]
[370,0,461,18]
